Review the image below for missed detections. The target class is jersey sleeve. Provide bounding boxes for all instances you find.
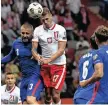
[92,51,103,65]
[18,90,21,104]
[58,27,67,41]
[32,27,39,42]
[1,42,16,64]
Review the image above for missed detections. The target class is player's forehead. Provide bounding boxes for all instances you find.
[21,27,32,32]
[41,14,51,20]
[6,74,15,78]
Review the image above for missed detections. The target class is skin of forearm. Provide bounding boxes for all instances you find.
[80,72,102,87]
[49,49,64,62]
[32,48,41,61]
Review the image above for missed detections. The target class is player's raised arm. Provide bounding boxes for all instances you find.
[32,28,42,62]
[80,25,108,87]
[32,41,41,61]
[49,30,67,63]
[1,43,16,64]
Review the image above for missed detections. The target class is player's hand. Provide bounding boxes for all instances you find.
[79,80,88,87]
[38,56,44,64]
[32,49,41,61]
[42,58,51,64]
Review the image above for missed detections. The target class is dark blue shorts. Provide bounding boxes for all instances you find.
[20,75,44,102]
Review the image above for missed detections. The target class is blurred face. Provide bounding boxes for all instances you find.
[41,14,53,29]
[80,36,84,42]
[21,27,33,43]
[5,74,16,88]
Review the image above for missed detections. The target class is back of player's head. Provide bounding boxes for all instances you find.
[42,7,51,16]
[95,25,108,43]
[21,22,33,31]
[90,35,98,49]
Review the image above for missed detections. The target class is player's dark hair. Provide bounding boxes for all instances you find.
[5,72,16,79]
[95,25,108,43]
[90,35,98,49]
[5,72,15,76]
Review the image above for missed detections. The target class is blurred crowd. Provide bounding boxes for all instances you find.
[99,0,108,20]
[1,0,95,98]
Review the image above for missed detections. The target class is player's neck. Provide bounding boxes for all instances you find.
[49,22,54,29]
[44,22,55,29]
[6,84,15,92]
[99,42,108,47]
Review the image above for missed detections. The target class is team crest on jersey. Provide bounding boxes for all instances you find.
[54,31,58,41]
[93,54,98,60]
[47,37,52,43]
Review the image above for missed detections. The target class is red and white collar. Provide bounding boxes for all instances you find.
[43,22,56,30]
[49,23,56,30]
[5,85,16,93]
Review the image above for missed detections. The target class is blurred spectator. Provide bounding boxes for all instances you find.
[64,10,75,40]
[2,23,17,46]
[52,10,59,23]
[76,36,90,50]
[1,42,11,57]
[5,61,20,82]
[55,0,65,15]
[1,34,5,49]
[1,0,11,20]
[39,0,54,11]
[15,0,25,15]
[99,0,108,20]
[66,0,81,23]
[77,5,90,36]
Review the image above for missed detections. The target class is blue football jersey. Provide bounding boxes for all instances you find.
[74,49,96,100]
[1,38,40,77]
[92,45,108,103]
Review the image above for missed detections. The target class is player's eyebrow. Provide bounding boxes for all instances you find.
[21,32,30,35]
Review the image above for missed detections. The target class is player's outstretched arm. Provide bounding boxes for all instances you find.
[32,41,42,62]
[80,63,103,87]
[1,46,16,64]
[50,41,67,62]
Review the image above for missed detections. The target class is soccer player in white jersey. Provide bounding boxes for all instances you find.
[1,72,21,104]
[32,7,67,105]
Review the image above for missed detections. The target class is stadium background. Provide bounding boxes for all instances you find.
[1,0,108,104]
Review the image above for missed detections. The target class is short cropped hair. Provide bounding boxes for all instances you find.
[95,25,108,43]
[5,72,15,78]
[21,22,33,31]
[42,7,51,16]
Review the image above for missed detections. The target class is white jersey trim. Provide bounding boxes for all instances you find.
[55,65,66,89]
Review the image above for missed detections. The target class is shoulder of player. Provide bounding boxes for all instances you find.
[1,84,6,89]
[34,25,43,32]
[55,24,66,31]
[1,85,6,92]
[12,37,22,45]
[15,86,20,91]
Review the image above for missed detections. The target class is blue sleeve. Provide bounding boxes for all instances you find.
[92,51,103,65]
[1,44,16,64]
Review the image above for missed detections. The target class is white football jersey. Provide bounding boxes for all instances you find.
[32,23,67,65]
[1,85,21,104]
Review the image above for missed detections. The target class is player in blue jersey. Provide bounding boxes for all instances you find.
[73,34,98,104]
[80,25,108,104]
[1,23,44,105]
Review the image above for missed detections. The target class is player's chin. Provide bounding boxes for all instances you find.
[8,83,14,87]
[22,39,29,42]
